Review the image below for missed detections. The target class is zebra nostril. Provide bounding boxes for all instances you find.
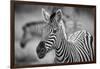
[41,48,45,53]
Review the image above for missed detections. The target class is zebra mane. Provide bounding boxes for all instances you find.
[59,20,67,40]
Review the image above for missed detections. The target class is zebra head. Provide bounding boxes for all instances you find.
[36,8,65,59]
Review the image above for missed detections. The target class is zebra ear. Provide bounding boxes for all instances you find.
[55,9,62,23]
[42,8,50,23]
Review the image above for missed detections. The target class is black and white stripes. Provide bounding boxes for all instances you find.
[36,8,94,63]
[54,30,93,63]
[45,32,56,52]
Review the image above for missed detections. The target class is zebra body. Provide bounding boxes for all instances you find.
[54,30,93,63]
[20,21,46,48]
[36,8,94,63]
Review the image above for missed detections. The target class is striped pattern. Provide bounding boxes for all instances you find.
[44,32,56,52]
[54,30,93,63]
[37,9,94,63]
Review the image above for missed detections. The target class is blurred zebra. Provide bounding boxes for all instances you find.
[20,21,46,48]
[36,8,94,63]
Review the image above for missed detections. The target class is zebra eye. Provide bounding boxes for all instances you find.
[53,30,57,33]
[53,28,57,33]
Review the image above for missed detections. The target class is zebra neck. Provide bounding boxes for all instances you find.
[55,37,77,63]
[60,20,67,40]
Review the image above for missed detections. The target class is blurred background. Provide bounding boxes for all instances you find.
[15,4,95,65]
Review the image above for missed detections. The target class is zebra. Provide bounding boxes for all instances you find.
[20,21,46,48]
[36,8,94,63]
[20,7,69,48]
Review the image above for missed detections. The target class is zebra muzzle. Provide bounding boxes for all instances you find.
[36,41,47,59]
[20,41,26,48]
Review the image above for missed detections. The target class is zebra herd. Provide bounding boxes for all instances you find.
[20,8,94,64]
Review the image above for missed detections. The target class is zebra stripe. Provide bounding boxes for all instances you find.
[37,8,94,64]
[54,30,93,63]
[45,33,57,51]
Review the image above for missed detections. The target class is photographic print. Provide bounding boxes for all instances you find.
[10,1,96,68]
